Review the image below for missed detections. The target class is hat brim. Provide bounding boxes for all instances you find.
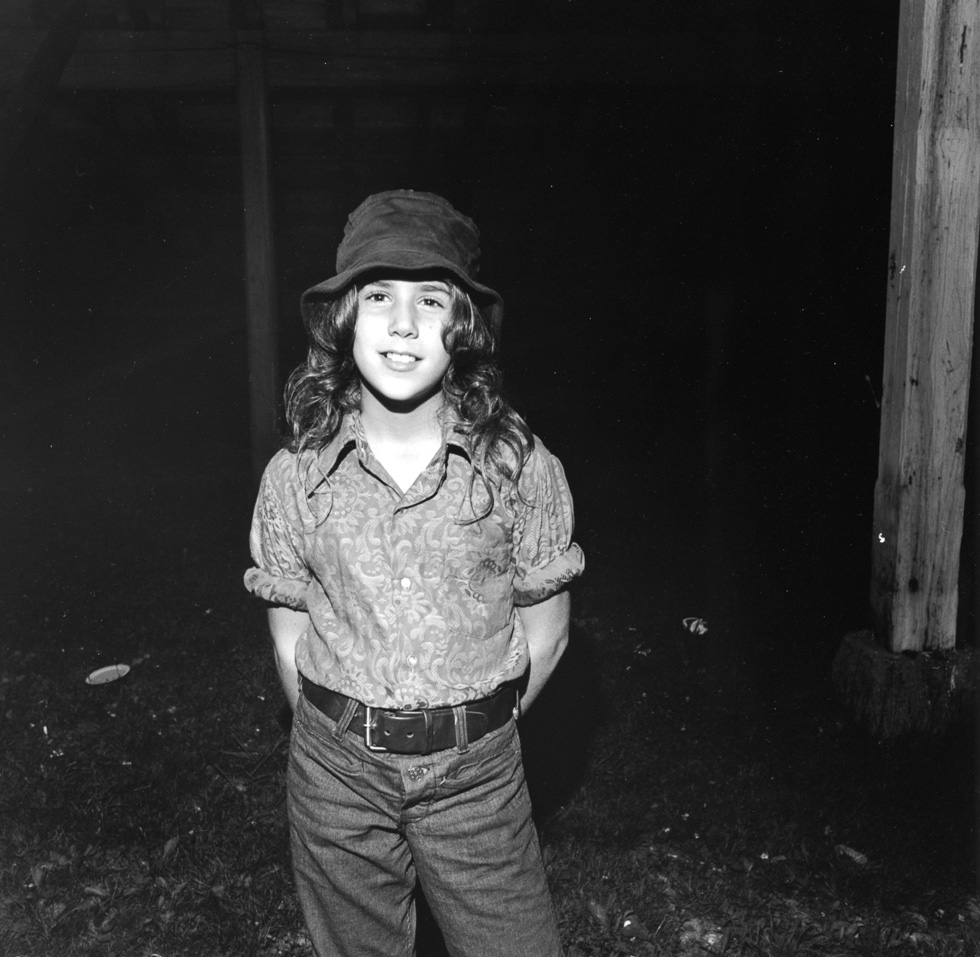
[300,255,503,339]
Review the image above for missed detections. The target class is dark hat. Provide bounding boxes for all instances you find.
[300,190,503,336]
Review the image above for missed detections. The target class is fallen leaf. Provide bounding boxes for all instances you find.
[587,898,610,927]
[680,917,726,954]
[835,844,868,866]
[162,836,179,861]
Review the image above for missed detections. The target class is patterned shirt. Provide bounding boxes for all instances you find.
[244,412,584,709]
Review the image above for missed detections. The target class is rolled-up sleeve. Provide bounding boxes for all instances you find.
[244,450,311,611]
[512,441,585,606]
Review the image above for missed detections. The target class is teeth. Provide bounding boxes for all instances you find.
[385,352,417,364]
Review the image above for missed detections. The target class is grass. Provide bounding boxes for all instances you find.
[533,616,978,957]
[1,546,977,957]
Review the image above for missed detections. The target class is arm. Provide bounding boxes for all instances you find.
[267,606,310,713]
[516,589,571,712]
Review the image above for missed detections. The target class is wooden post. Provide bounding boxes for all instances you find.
[236,30,281,478]
[870,0,980,653]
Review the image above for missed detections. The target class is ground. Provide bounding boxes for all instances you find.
[0,250,976,955]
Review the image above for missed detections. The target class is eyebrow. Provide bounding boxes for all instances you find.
[362,280,451,293]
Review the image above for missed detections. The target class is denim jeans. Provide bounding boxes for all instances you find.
[287,692,563,957]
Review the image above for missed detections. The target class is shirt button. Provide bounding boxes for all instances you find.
[400,577,412,590]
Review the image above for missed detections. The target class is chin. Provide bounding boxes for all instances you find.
[363,379,444,411]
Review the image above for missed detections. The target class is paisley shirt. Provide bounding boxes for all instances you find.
[244,413,584,709]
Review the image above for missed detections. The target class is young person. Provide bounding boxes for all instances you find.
[244,189,584,957]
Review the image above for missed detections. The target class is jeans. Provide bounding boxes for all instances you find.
[287,692,563,957]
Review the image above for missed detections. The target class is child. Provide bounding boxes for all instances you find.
[244,190,584,957]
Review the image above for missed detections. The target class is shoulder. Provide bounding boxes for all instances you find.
[259,447,323,502]
[517,434,573,499]
[523,434,567,475]
[263,446,299,478]
[261,447,301,488]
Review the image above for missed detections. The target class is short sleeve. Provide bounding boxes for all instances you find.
[243,449,312,611]
[512,440,585,606]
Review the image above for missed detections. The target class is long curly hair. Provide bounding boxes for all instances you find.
[284,279,533,511]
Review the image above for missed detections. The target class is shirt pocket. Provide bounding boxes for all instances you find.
[434,519,515,638]
[440,514,513,580]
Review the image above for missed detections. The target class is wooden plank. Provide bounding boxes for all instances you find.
[109,0,135,29]
[452,0,487,31]
[237,0,265,29]
[871,0,980,652]
[236,30,281,477]
[0,1,40,28]
[0,1,84,178]
[261,1,333,30]
[0,28,866,92]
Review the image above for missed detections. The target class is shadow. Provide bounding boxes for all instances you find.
[519,617,607,822]
[415,888,451,957]
[276,702,294,734]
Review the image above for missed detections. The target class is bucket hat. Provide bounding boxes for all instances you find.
[300,190,503,337]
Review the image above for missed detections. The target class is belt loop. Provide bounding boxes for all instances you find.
[423,708,435,755]
[332,697,358,741]
[452,705,470,754]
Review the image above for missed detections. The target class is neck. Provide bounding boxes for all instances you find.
[359,387,444,447]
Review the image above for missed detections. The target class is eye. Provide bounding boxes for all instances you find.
[362,289,389,303]
[420,296,447,309]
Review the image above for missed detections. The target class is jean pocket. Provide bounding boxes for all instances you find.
[291,695,365,778]
[437,722,520,790]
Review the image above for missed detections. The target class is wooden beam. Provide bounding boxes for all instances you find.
[0,1,84,179]
[236,29,281,477]
[871,0,980,652]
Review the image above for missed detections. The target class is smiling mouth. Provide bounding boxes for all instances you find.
[383,352,419,365]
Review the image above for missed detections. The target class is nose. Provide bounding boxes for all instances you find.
[388,296,418,337]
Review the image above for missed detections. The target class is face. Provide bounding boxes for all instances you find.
[352,277,453,410]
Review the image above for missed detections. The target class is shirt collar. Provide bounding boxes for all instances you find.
[312,414,359,479]
[315,408,472,478]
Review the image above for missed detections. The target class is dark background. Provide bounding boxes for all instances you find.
[0,3,973,704]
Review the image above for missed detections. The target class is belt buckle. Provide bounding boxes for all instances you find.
[364,706,388,751]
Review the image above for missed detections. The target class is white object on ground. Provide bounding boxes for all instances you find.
[85,664,131,685]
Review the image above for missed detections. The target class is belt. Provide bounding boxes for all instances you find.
[300,677,517,755]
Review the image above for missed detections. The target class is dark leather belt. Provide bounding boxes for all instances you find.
[300,676,517,755]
